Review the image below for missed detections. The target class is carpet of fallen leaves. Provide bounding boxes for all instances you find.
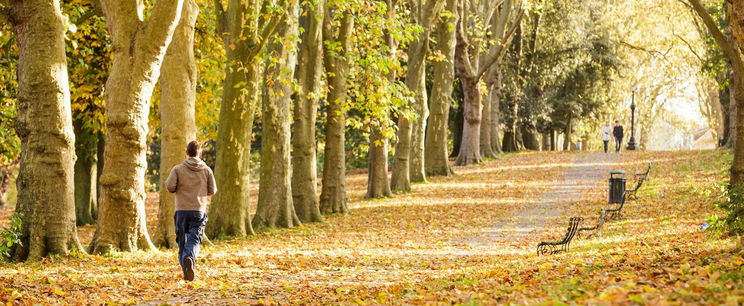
[1,150,742,304]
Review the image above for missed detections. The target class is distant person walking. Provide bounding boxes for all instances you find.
[613,121,624,153]
[601,122,612,153]
[165,141,217,281]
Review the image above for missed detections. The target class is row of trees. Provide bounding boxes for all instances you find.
[1,0,742,261]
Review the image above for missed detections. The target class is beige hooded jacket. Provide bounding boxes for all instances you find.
[165,157,217,212]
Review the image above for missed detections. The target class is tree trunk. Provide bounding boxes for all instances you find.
[425,0,456,176]
[367,2,397,198]
[550,129,556,151]
[502,96,520,152]
[450,104,463,157]
[154,0,198,249]
[253,3,300,231]
[95,133,104,219]
[563,117,572,151]
[8,0,83,261]
[728,1,744,187]
[541,131,551,151]
[721,74,732,145]
[207,0,267,238]
[319,13,353,214]
[488,81,502,154]
[409,37,432,183]
[90,0,183,255]
[391,112,412,191]
[730,70,739,148]
[480,85,494,158]
[392,35,428,191]
[73,124,98,226]
[521,122,540,150]
[291,0,324,223]
[367,127,393,198]
[454,76,483,165]
[0,165,12,206]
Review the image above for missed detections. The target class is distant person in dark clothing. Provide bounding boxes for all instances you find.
[613,121,624,153]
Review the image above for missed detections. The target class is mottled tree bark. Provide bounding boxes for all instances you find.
[292,0,324,223]
[90,0,183,255]
[367,127,392,198]
[425,0,457,177]
[728,1,744,188]
[253,2,300,231]
[521,122,540,151]
[393,0,444,188]
[73,124,97,226]
[366,0,398,198]
[155,0,198,249]
[455,76,483,165]
[319,12,353,214]
[563,116,572,151]
[453,0,522,165]
[7,0,83,261]
[479,86,495,158]
[502,94,520,152]
[487,79,503,154]
[208,0,283,238]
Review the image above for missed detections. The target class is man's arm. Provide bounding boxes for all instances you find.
[165,167,178,193]
[207,168,217,196]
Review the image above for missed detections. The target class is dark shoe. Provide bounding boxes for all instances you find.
[184,257,195,281]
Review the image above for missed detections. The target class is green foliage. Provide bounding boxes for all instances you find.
[63,0,110,145]
[0,25,19,166]
[710,182,744,237]
[0,213,22,261]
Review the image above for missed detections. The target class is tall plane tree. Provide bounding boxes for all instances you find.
[292,0,324,223]
[253,0,301,231]
[319,4,353,214]
[154,0,199,249]
[390,0,444,191]
[728,2,744,195]
[207,0,285,238]
[424,0,458,176]
[90,0,184,254]
[366,0,399,198]
[685,0,744,147]
[3,0,83,261]
[453,0,522,165]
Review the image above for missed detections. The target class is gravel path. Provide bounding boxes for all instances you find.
[465,152,619,248]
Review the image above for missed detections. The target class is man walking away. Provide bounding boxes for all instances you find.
[165,141,217,281]
[601,122,611,153]
[613,120,624,153]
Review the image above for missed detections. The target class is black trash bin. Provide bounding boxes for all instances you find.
[609,170,626,204]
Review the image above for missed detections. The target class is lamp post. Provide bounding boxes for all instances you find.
[627,87,637,150]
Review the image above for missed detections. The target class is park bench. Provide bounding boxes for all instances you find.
[625,163,652,200]
[605,191,626,219]
[536,217,583,255]
[577,208,606,239]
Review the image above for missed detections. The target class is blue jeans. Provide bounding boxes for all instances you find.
[175,211,207,273]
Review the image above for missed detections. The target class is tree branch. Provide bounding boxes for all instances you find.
[673,32,703,62]
[421,0,446,27]
[248,9,286,59]
[476,2,523,79]
[214,0,228,46]
[140,0,184,55]
[75,0,104,25]
[686,0,743,72]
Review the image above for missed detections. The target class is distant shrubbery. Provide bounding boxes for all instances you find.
[0,213,22,261]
